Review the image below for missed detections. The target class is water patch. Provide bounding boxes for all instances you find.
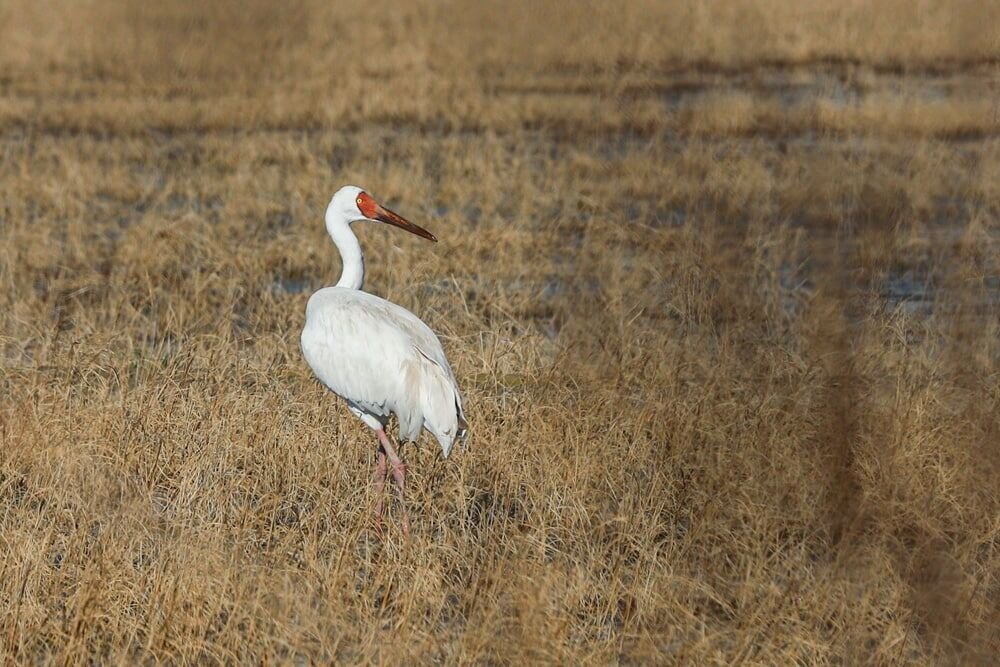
[269,277,312,295]
[778,262,814,318]
[881,271,935,316]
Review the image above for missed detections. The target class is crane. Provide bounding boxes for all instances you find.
[300,186,467,536]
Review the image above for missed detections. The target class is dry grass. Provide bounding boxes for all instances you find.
[1,1,999,663]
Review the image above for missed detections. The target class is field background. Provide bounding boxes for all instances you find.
[1,1,999,663]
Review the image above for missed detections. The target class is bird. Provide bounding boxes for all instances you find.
[300,185,467,536]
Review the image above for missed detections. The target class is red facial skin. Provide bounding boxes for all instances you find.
[356,192,379,219]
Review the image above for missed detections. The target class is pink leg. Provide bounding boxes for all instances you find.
[376,429,410,537]
[371,448,388,530]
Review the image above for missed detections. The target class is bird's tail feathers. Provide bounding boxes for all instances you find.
[416,355,464,458]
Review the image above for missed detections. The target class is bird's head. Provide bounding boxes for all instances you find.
[326,185,437,242]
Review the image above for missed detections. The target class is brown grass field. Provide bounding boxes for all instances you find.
[1,1,999,663]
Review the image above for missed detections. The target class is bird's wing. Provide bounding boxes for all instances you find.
[301,288,463,422]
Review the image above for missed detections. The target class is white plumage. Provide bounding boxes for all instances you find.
[299,185,466,534]
[301,287,466,455]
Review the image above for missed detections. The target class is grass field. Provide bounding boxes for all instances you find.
[1,1,999,663]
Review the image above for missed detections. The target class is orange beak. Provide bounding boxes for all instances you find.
[358,192,437,242]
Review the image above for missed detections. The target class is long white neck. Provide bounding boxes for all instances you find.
[326,214,364,290]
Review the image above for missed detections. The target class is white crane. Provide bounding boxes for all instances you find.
[300,185,467,536]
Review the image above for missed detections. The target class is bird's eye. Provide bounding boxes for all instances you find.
[357,198,362,205]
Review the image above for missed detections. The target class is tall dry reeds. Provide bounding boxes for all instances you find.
[0,1,997,663]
